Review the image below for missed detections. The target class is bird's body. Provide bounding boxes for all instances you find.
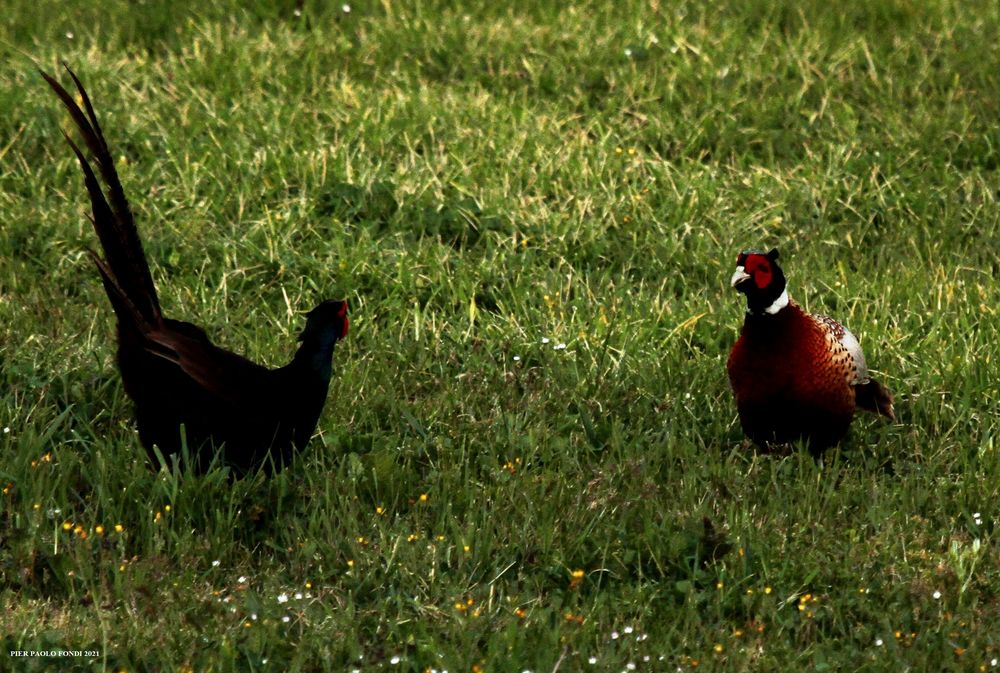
[44,67,348,473]
[118,309,343,471]
[727,249,893,452]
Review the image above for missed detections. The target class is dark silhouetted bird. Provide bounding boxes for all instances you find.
[727,248,893,453]
[43,66,348,473]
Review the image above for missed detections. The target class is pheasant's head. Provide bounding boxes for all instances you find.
[299,299,350,345]
[730,248,788,315]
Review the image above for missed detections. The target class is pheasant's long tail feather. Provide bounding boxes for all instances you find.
[856,379,895,421]
[86,249,154,334]
[42,65,161,327]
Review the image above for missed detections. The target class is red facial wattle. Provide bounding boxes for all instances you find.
[337,302,349,337]
[744,256,773,289]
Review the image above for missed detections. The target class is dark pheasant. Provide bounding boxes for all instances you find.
[727,248,893,453]
[43,66,349,473]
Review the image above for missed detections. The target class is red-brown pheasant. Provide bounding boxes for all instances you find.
[727,248,894,453]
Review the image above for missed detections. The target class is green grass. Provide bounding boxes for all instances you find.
[2,0,999,670]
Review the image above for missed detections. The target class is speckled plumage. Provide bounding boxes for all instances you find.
[727,249,894,453]
[811,313,868,385]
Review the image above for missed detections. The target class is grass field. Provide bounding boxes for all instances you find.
[2,0,1000,670]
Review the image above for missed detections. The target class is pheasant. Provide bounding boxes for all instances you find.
[727,248,894,453]
[43,66,349,473]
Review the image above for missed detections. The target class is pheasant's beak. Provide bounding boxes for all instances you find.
[730,266,751,289]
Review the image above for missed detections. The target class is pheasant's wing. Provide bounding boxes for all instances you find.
[142,326,269,405]
[811,314,869,385]
[811,313,895,419]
